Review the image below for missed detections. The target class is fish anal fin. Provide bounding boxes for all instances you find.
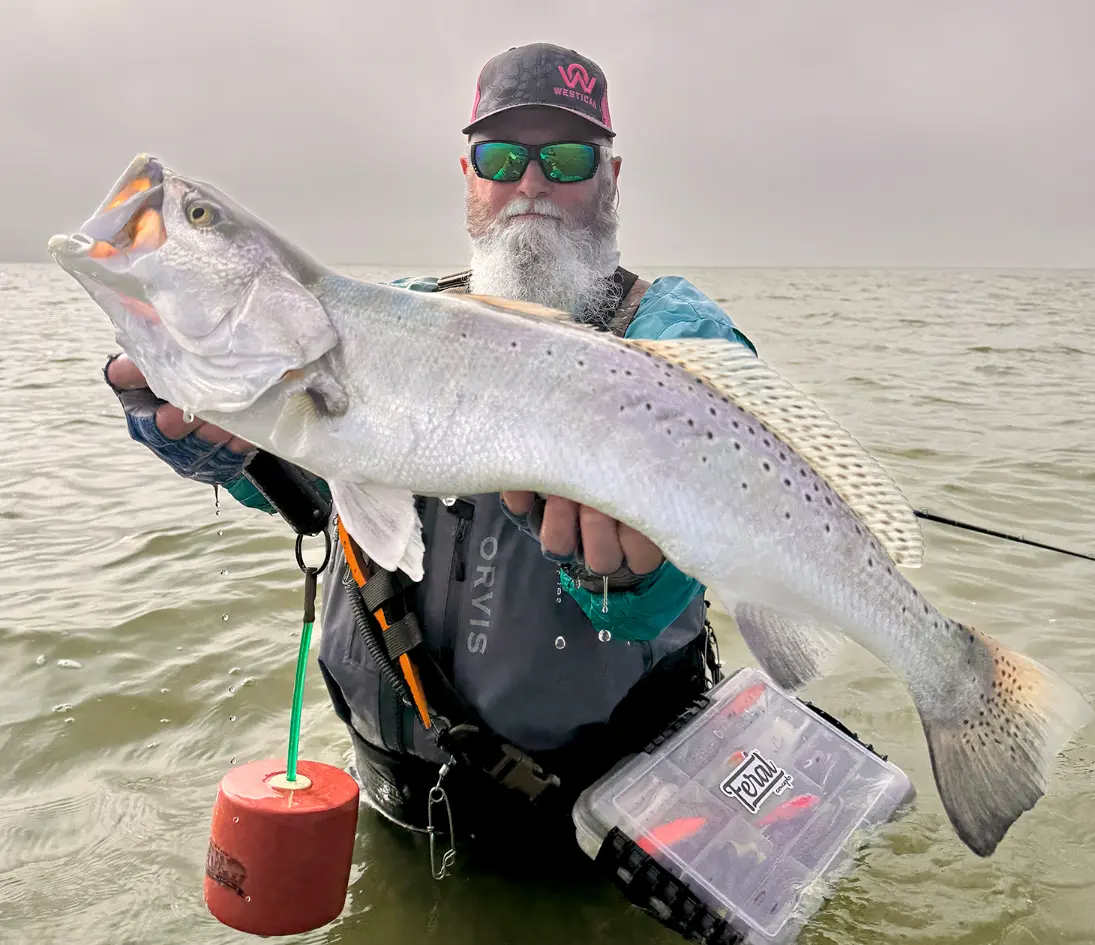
[730,601,845,691]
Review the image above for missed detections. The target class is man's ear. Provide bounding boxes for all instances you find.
[460,154,470,175]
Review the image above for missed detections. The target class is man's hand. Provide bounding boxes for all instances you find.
[106,355,254,453]
[501,491,664,575]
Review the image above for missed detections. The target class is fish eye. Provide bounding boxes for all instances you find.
[186,202,216,227]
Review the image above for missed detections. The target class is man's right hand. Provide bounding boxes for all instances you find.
[104,353,256,484]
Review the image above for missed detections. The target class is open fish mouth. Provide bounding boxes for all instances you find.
[47,153,168,264]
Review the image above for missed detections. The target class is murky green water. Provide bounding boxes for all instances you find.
[2,263,1094,944]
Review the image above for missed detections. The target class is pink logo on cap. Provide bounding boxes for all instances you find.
[557,63,597,95]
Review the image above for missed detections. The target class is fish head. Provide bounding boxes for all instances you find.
[48,153,339,415]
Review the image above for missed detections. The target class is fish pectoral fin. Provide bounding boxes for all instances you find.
[920,624,1094,858]
[330,481,425,582]
[729,601,846,692]
[621,337,924,569]
[270,389,326,455]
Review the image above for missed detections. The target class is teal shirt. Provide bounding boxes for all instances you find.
[224,272,757,642]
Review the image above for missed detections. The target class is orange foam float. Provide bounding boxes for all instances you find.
[204,758,360,937]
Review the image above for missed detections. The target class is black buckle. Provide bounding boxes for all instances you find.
[486,744,561,801]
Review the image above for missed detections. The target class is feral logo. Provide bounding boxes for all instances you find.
[557,63,597,94]
[719,750,794,814]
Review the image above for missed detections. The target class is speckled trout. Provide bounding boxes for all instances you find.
[48,154,1092,858]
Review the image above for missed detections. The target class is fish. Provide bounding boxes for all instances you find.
[637,816,708,854]
[755,793,821,828]
[47,153,1094,859]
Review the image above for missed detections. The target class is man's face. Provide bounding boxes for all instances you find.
[460,107,624,319]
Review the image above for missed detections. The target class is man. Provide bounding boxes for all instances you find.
[103,42,758,862]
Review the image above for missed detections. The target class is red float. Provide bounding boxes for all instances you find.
[203,758,360,937]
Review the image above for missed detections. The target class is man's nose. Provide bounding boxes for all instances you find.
[514,158,551,200]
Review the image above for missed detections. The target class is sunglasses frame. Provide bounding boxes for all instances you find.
[468,139,610,183]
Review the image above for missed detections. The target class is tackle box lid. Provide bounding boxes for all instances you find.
[572,666,916,944]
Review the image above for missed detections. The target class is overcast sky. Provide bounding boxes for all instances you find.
[3,0,1093,267]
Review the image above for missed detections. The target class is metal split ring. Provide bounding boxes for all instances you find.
[295,525,332,574]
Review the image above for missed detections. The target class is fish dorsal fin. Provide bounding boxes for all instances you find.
[462,293,576,324]
[622,337,924,568]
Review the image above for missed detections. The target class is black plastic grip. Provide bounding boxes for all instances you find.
[241,451,332,536]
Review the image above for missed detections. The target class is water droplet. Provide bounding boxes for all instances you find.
[228,685,235,693]
[220,569,228,576]
[554,636,566,650]
[441,496,457,507]
[65,717,74,724]
[598,630,612,643]
[217,529,224,537]
[221,614,229,622]
[233,816,239,824]
[160,688,170,694]
[229,715,237,722]
[245,896,251,903]
[52,703,73,713]
[176,646,183,651]
[183,409,194,423]
[35,655,46,666]
[160,719,170,724]
[230,757,236,764]
[56,659,82,669]
[228,667,241,675]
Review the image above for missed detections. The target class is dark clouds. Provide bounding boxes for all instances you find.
[3,0,1093,266]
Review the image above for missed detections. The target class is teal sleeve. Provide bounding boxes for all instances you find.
[561,276,757,641]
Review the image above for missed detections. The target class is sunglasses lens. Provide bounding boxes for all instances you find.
[540,143,597,182]
[473,142,529,181]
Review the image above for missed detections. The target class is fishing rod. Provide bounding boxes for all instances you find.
[915,509,1095,563]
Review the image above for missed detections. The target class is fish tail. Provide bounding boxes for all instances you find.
[919,624,1093,857]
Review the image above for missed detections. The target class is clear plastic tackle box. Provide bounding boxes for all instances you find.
[572,666,916,944]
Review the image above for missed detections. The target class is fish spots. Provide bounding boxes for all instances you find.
[706,431,714,440]
[510,341,518,349]
[577,359,585,367]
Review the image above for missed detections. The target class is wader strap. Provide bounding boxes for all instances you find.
[606,267,652,337]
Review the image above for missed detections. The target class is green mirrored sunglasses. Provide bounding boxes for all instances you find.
[470,140,604,183]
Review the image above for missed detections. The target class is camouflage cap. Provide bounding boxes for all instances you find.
[463,42,614,138]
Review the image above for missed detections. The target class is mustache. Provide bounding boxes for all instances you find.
[497,197,566,221]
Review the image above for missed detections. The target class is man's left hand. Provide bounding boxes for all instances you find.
[501,491,664,576]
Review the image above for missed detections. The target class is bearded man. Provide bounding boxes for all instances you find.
[101,42,758,861]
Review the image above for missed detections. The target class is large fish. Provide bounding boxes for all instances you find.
[48,154,1092,858]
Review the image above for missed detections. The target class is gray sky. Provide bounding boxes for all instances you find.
[4,0,1093,267]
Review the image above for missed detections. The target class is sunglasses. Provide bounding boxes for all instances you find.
[470,140,606,183]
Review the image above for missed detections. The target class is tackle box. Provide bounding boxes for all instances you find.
[572,666,916,944]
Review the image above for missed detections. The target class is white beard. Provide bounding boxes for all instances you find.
[466,171,623,324]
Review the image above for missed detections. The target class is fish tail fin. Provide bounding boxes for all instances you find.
[919,624,1093,857]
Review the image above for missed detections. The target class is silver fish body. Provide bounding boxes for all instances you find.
[48,154,1093,859]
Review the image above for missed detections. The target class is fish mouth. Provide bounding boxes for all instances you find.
[47,153,168,264]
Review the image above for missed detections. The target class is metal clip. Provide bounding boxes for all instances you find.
[427,762,456,881]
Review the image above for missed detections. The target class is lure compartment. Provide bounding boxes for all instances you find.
[572,667,915,944]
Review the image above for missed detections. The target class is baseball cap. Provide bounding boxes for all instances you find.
[462,42,614,139]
